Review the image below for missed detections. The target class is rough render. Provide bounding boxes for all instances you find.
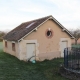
[22,19,72,61]
[3,40,20,59]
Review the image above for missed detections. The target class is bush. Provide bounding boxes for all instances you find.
[0,31,6,42]
[0,38,3,42]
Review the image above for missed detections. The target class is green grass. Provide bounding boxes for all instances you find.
[0,42,3,51]
[0,42,69,80]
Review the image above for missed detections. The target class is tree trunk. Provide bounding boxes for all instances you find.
[75,39,77,45]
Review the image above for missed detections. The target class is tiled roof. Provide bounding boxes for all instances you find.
[3,15,51,41]
[3,15,74,41]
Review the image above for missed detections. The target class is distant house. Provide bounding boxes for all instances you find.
[72,38,80,44]
[72,39,75,44]
[77,38,80,44]
[3,15,74,61]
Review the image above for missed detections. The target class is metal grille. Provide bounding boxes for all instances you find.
[64,47,80,71]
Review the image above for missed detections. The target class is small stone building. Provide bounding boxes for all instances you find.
[3,15,74,61]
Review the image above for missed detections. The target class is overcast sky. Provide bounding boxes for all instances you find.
[0,0,80,31]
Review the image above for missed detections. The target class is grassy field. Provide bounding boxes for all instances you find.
[0,42,69,80]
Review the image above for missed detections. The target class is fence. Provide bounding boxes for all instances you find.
[64,47,80,71]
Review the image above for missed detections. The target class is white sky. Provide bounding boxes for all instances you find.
[0,0,80,31]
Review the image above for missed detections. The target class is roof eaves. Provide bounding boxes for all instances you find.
[51,16,75,38]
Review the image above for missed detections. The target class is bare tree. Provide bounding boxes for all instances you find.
[70,29,80,44]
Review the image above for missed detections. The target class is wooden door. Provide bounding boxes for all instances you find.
[61,41,68,57]
[27,43,36,61]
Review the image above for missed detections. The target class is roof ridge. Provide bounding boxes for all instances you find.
[22,15,52,24]
[5,15,51,33]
